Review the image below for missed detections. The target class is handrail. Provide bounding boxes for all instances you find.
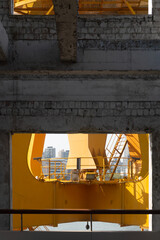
[0,209,158,232]
[38,155,135,183]
[0,209,159,214]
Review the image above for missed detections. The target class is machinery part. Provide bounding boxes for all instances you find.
[12,133,149,230]
[14,0,148,15]
[86,221,90,230]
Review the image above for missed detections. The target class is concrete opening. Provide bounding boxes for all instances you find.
[13,0,149,15]
[14,133,149,184]
[11,133,150,231]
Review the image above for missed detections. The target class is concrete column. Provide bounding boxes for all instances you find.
[151,131,160,231]
[152,0,160,21]
[52,0,78,62]
[0,133,12,230]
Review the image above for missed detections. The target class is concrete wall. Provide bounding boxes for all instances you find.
[0,21,8,61]
[151,132,160,231]
[0,133,11,230]
[0,1,160,69]
[0,71,159,133]
[0,0,160,233]
[4,40,160,70]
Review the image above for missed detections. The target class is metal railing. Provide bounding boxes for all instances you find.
[34,156,142,183]
[14,0,148,16]
[0,209,159,232]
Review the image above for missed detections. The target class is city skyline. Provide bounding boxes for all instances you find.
[43,134,129,155]
[43,134,70,155]
[43,145,70,158]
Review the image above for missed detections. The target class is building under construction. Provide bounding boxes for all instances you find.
[0,0,160,239]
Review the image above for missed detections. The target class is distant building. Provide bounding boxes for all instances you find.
[42,148,70,180]
[43,146,56,159]
[58,149,69,159]
[119,143,130,177]
[58,149,70,180]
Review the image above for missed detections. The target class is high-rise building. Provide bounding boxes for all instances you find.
[58,149,69,159]
[57,149,70,180]
[43,146,56,159]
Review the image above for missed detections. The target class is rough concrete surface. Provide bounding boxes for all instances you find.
[1,231,160,240]
[0,133,11,230]
[0,21,8,61]
[0,0,160,233]
[52,0,78,62]
[0,71,159,134]
[151,132,160,231]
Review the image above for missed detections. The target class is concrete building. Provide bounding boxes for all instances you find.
[42,146,56,176]
[43,146,56,158]
[0,0,160,238]
[58,149,69,159]
[58,149,70,180]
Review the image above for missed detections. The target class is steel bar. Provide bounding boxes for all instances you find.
[0,209,159,215]
[21,213,23,231]
[90,213,93,232]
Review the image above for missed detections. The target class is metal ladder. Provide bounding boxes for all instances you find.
[106,134,128,180]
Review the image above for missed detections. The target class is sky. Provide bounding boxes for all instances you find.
[43,134,70,155]
[43,134,112,157]
[43,134,115,153]
[43,134,129,157]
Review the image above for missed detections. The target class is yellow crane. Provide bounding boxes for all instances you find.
[12,133,149,230]
[14,0,148,15]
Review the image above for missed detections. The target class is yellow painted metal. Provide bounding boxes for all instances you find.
[14,0,148,15]
[88,134,107,157]
[109,140,127,180]
[124,134,149,228]
[41,159,67,181]
[14,0,37,7]
[12,133,56,229]
[12,133,149,230]
[28,134,45,177]
[123,0,136,14]
[12,133,90,229]
[108,134,123,164]
[126,134,148,179]
[66,134,101,169]
[88,134,108,169]
[46,5,54,15]
[86,136,149,229]
[14,0,54,15]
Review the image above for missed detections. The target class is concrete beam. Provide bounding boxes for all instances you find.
[0,133,12,230]
[0,71,160,102]
[0,22,8,61]
[52,0,78,62]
